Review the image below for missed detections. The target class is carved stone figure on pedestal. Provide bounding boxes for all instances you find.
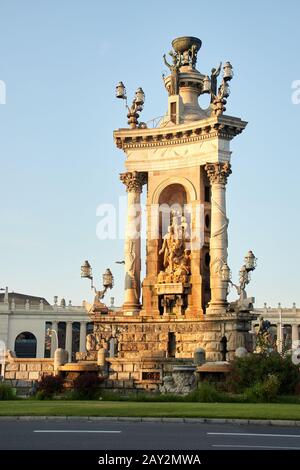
[159,225,176,272]
[163,51,182,96]
[86,333,96,352]
[158,213,191,284]
[210,62,222,99]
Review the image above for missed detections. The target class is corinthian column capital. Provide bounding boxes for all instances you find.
[205,162,232,185]
[120,171,147,193]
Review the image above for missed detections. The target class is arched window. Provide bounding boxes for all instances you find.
[15,332,37,358]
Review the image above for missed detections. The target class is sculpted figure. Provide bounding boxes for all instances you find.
[163,51,182,95]
[210,62,222,98]
[159,225,176,271]
[86,333,96,352]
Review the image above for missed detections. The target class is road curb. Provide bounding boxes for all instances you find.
[0,416,300,426]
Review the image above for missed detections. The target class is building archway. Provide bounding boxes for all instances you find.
[15,332,37,358]
[152,176,197,204]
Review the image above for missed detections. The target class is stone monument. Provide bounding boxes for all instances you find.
[80,36,257,392]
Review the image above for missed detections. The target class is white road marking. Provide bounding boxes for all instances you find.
[212,444,300,449]
[34,430,121,433]
[207,432,300,438]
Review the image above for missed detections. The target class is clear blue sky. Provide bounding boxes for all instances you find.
[0,0,299,308]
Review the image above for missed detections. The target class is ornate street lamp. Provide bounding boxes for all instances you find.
[102,268,114,290]
[244,250,257,271]
[81,260,92,279]
[134,87,145,106]
[115,81,127,100]
[80,261,114,302]
[223,61,233,81]
[221,250,257,300]
[116,82,146,129]
[202,75,211,94]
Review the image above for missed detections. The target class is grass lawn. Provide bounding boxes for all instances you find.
[0,401,300,420]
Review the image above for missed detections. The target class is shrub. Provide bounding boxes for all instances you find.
[37,374,64,398]
[229,352,300,395]
[245,374,280,403]
[0,382,15,400]
[35,390,48,400]
[187,382,225,403]
[72,373,103,400]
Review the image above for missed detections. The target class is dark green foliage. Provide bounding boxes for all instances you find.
[72,373,103,400]
[37,375,64,398]
[0,382,15,400]
[244,374,280,403]
[229,352,300,395]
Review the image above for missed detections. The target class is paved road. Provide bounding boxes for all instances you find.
[1,419,300,450]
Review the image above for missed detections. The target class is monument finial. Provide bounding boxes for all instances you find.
[171,36,202,68]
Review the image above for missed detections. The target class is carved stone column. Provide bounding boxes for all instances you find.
[65,321,73,362]
[120,171,147,314]
[79,322,87,353]
[277,322,283,354]
[205,162,231,312]
[292,324,299,344]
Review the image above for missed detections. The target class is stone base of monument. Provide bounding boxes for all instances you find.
[159,365,197,395]
[64,307,257,394]
[196,361,232,384]
[58,362,100,389]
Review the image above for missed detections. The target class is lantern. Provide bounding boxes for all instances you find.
[220,262,231,282]
[202,75,211,93]
[81,260,92,279]
[134,87,145,106]
[103,268,114,289]
[222,82,230,98]
[244,250,257,271]
[223,61,233,81]
[115,81,126,99]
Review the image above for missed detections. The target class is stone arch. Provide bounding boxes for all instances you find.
[14,331,37,358]
[151,177,197,204]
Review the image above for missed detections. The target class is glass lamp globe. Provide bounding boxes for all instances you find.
[116,81,126,99]
[244,250,257,271]
[135,87,145,106]
[81,260,92,279]
[223,61,233,81]
[202,76,211,93]
[103,268,114,288]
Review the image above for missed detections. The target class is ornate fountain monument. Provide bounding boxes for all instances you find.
[79,36,257,392]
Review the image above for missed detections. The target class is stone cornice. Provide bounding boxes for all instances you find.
[114,115,247,151]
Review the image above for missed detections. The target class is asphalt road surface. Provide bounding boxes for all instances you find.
[1,419,300,450]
